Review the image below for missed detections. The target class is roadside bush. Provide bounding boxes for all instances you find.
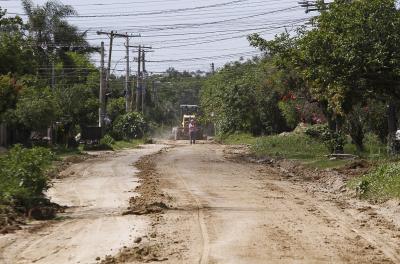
[252,134,327,160]
[305,124,329,139]
[111,112,147,140]
[0,145,54,207]
[81,134,116,151]
[351,162,400,200]
[278,100,299,130]
[100,134,115,146]
[305,124,345,153]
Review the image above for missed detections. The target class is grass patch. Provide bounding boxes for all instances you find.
[111,139,145,150]
[348,162,400,200]
[52,145,83,160]
[251,134,350,169]
[221,132,389,170]
[217,133,258,145]
[252,134,327,160]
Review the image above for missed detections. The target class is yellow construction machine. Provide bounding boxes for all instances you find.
[172,105,204,140]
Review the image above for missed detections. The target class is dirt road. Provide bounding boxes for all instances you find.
[140,143,400,264]
[0,144,164,264]
[1,141,399,264]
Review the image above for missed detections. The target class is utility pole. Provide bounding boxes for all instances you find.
[131,45,153,112]
[97,31,140,112]
[97,30,115,94]
[211,63,215,75]
[99,42,106,127]
[142,49,146,115]
[136,45,142,112]
[125,35,131,112]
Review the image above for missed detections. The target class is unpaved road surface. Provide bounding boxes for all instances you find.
[0,144,164,264]
[1,141,400,264]
[143,143,400,264]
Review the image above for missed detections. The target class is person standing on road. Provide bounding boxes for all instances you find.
[189,119,197,145]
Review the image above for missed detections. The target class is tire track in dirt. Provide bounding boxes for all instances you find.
[152,142,399,263]
[173,163,210,264]
[261,178,399,263]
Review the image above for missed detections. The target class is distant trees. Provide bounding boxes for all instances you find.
[146,68,205,126]
[201,59,286,135]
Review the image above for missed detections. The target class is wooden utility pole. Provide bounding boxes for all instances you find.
[125,35,131,112]
[142,49,146,115]
[136,45,142,112]
[131,45,153,112]
[97,31,115,94]
[99,42,106,127]
[97,31,140,112]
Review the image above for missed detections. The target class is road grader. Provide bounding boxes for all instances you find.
[172,105,204,140]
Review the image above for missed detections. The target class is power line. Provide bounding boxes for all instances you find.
[8,0,252,17]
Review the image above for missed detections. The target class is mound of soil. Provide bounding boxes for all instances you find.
[0,206,24,234]
[123,152,173,216]
[102,150,172,263]
[101,244,167,263]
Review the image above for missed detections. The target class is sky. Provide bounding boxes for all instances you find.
[0,0,311,74]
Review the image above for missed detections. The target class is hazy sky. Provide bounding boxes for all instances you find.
[0,0,311,74]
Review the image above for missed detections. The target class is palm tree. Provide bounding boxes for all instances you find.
[21,0,92,79]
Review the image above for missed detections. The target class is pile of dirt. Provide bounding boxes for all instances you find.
[335,159,371,177]
[273,159,372,195]
[103,149,173,263]
[223,145,371,195]
[0,206,24,234]
[101,244,167,263]
[124,152,173,216]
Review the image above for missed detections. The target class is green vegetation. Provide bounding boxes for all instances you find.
[110,112,147,141]
[83,134,144,151]
[220,130,388,170]
[349,163,400,200]
[247,0,400,154]
[2,0,400,205]
[0,145,54,208]
[111,139,145,150]
[217,133,257,145]
[200,0,400,200]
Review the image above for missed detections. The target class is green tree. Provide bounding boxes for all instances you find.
[22,0,91,80]
[250,0,400,153]
[0,8,36,75]
[14,86,58,131]
[112,112,147,140]
[0,75,20,119]
[201,59,288,135]
[107,97,126,122]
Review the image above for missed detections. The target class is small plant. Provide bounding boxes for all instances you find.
[0,145,54,208]
[350,162,400,200]
[305,124,345,153]
[100,134,115,146]
[305,124,329,139]
[355,179,370,196]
